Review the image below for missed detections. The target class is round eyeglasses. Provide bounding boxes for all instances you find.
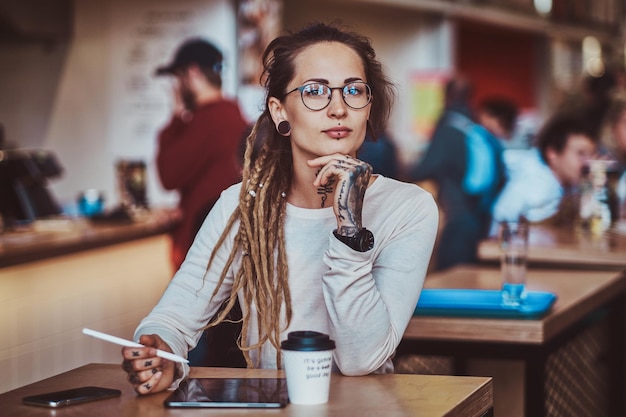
[284,81,372,111]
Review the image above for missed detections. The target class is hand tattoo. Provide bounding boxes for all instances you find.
[316,169,335,208]
[337,163,371,233]
[337,181,348,223]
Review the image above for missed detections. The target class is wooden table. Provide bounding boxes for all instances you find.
[397,266,626,417]
[477,221,626,270]
[1,363,493,417]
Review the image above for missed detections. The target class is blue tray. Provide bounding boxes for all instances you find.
[414,289,557,319]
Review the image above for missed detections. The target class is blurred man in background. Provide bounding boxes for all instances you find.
[491,111,597,228]
[358,130,400,179]
[155,38,248,270]
[155,38,248,367]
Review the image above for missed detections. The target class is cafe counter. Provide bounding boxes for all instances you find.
[1,209,181,393]
[0,209,181,268]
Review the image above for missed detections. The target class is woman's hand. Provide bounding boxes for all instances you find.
[308,154,372,236]
[121,334,178,395]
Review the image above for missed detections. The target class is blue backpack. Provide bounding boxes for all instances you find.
[448,112,505,211]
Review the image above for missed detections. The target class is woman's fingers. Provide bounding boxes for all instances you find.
[127,367,162,385]
[307,154,372,231]
[121,352,163,395]
[133,370,163,395]
[308,154,365,187]
[307,153,351,167]
[120,334,177,395]
[121,346,158,364]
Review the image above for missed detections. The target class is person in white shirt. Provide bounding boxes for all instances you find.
[120,22,439,395]
[492,112,597,228]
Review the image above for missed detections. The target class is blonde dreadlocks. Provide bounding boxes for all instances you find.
[203,115,293,367]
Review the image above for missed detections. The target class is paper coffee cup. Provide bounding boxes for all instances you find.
[280,331,335,405]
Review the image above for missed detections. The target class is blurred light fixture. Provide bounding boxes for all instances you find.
[586,57,605,77]
[582,36,604,76]
[534,0,552,16]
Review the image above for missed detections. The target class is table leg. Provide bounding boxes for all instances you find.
[608,289,625,417]
[524,353,546,417]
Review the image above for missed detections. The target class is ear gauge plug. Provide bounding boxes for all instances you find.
[277,121,291,136]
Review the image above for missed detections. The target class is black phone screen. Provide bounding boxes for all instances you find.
[22,386,122,408]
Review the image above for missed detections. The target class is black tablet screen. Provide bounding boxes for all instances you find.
[163,378,289,408]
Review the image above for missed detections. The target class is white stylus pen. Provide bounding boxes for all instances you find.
[82,328,189,364]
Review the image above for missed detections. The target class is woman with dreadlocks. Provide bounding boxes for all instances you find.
[121,22,438,395]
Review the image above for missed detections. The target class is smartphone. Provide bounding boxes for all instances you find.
[22,386,122,408]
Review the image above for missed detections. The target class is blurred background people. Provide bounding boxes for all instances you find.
[598,93,626,217]
[558,71,617,140]
[476,97,520,148]
[491,111,597,228]
[357,130,400,179]
[581,71,617,139]
[409,76,506,270]
[154,38,249,368]
[155,38,249,270]
[599,93,626,165]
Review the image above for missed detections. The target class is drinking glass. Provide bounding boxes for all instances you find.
[498,220,529,306]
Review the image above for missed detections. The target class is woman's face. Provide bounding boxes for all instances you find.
[269,42,371,163]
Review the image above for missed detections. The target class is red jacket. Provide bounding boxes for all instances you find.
[157,99,248,269]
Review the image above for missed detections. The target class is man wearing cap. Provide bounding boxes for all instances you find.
[155,38,248,271]
[155,39,249,368]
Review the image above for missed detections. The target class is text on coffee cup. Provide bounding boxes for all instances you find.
[303,356,331,379]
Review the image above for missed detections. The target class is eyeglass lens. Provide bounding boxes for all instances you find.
[299,82,371,110]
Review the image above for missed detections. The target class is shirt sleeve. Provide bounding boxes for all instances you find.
[321,186,439,375]
[134,186,240,386]
[491,178,528,223]
[492,149,563,224]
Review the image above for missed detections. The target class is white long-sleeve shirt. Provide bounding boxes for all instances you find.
[135,175,438,382]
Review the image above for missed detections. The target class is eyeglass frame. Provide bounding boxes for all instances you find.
[283,81,372,111]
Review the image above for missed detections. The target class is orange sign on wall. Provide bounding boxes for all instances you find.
[410,71,449,143]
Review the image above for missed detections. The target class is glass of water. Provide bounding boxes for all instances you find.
[498,220,529,306]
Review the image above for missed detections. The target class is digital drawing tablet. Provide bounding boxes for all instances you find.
[163,378,289,408]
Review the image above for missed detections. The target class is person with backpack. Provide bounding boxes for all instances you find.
[476,97,521,148]
[409,76,506,270]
